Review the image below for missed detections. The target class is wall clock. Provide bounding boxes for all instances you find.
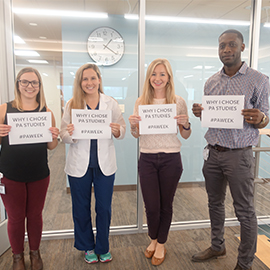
[87,27,125,66]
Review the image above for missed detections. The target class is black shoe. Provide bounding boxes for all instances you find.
[192,247,226,262]
[234,263,252,270]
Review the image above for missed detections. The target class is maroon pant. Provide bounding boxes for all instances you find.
[0,176,49,254]
[138,152,183,244]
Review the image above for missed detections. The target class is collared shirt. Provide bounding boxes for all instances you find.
[205,62,270,148]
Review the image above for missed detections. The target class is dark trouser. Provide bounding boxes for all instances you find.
[68,166,115,254]
[138,152,183,244]
[0,176,50,254]
[203,146,257,269]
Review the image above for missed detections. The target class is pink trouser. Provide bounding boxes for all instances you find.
[0,176,49,254]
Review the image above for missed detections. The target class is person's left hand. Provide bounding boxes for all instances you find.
[174,115,189,127]
[110,123,120,138]
[49,127,60,139]
[242,109,264,124]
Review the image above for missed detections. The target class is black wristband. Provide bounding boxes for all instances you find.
[182,122,191,130]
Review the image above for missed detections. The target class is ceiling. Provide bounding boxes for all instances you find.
[12,0,270,66]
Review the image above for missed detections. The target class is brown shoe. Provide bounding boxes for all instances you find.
[13,253,26,270]
[151,248,166,266]
[144,248,155,259]
[30,250,43,270]
[234,263,252,270]
[192,247,226,262]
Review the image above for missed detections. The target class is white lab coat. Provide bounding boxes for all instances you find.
[60,93,126,177]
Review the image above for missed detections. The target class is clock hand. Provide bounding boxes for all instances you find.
[103,39,119,55]
[105,46,118,55]
[103,39,112,50]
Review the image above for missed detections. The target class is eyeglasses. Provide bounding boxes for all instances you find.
[18,80,40,88]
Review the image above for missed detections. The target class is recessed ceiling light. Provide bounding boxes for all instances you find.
[193,65,215,69]
[124,14,250,26]
[14,35,25,44]
[13,8,108,18]
[15,50,40,56]
[184,75,194,78]
[42,73,49,76]
[39,36,47,39]
[29,23,37,26]
[28,60,48,64]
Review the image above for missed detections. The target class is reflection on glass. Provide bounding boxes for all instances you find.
[145,0,251,222]
[12,0,139,231]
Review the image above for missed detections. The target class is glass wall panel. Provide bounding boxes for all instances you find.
[144,0,251,222]
[12,0,139,230]
[256,0,270,233]
[10,0,268,236]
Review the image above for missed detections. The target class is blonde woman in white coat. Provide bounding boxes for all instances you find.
[60,63,126,264]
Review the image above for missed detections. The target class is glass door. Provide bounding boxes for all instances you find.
[12,0,140,235]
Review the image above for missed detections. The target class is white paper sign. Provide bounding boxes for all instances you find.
[7,112,52,145]
[201,95,245,129]
[139,104,177,135]
[72,109,112,139]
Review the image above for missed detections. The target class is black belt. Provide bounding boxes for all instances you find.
[209,144,252,152]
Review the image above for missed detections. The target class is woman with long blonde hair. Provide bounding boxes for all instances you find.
[129,58,191,266]
[60,63,126,264]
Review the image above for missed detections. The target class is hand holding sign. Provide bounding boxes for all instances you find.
[110,123,120,138]
[128,115,141,129]
[192,103,203,118]
[242,109,264,125]
[67,123,74,136]
[49,127,59,139]
[0,124,11,137]
[174,114,189,127]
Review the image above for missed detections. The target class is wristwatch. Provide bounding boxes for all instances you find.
[260,112,267,124]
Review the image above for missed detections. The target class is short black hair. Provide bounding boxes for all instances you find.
[219,29,244,43]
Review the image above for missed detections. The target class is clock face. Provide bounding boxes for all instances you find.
[87,27,125,66]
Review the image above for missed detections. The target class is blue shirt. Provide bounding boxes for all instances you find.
[204,62,270,148]
[87,103,99,168]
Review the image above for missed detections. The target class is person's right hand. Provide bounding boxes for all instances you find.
[192,103,203,118]
[67,124,74,136]
[0,124,11,137]
[128,115,141,128]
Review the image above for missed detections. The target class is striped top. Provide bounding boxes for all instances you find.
[204,62,270,148]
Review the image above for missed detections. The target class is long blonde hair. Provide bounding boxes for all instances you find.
[69,63,104,110]
[13,67,46,111]
[140,58,176,105]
